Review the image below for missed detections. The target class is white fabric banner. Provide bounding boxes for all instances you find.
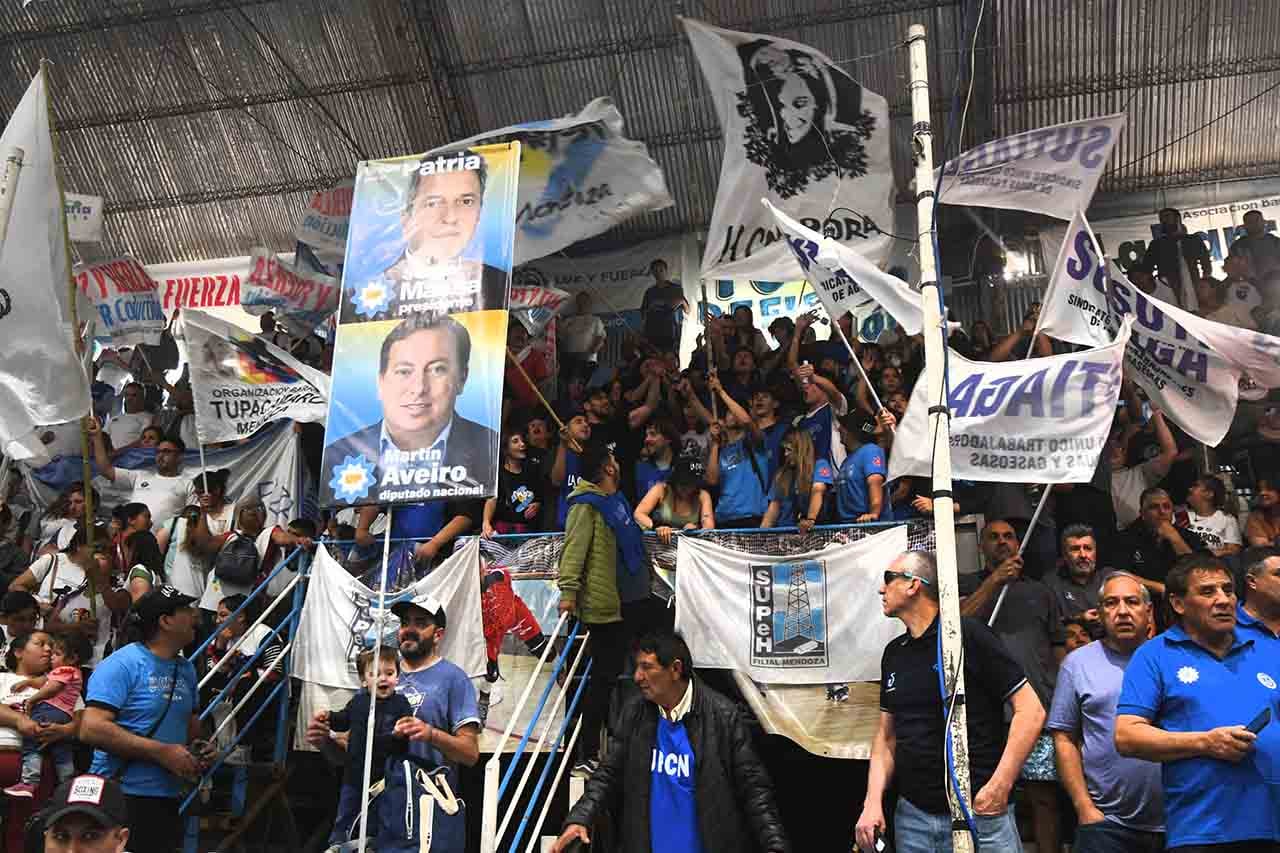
[432,98,673,265]
[294,180,352,258]
[293,539,486,690]
[64,193,104,242]
[683,18,895,280]
[768,201,923,335]
[1038,211,1256,445]
[72,257,166,346]
[674,526,909,684]
[888,325,1129,483]
[937,114,1125,220]
[241,248,339,336]
[183,310,330,443]
[508,282,571,336]
[0,70,91,460]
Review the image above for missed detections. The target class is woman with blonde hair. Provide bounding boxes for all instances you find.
[761,428,834,532]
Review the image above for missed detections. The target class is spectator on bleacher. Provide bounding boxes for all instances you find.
[197,495,313,613]
[1238,546,1280,641]
[1048,571,1164,853]
[634,418,678,500]
[1229,209,1280,281]
[760,316,796,377]
[1108,407,1178,529]
[551,411,591,529]
[1183,476,1243,557]
[1115,555,1280,851]
[482,426,542,538]
[503,320,551,412]
[1222,254,1266,323]
[86,417,190,533]
[1195,275,1258,330]
[1044,523,1104,637]
[1106,487,1207,601]
[640,259,688,354]
[82,586,213,853]
[1063,615,1092,654]
[121,530,164,602]
[105,383,155,452]
[4,631,90,797]
[1133,208,1213,283]
[788,312,849,466]
[1245,477,1280,546]
[856,551,1043,853]
[749,384,789,475]
[559,291,607,381]
[762,429,832,532]
[634,459,714,545]
[959,518,1067,853]
[156,379,198,451]
[705,398,771,530]
[557,443,650,777]
[833,412,888,524]
[39,773,133,853]
[553,630,790,853]
[0,592,38,661]
[33,484,92,557]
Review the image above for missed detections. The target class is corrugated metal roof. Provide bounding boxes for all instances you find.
[1,0,1277,265]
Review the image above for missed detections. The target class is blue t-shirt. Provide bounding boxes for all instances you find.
[760,421,788,481]
[634,459,671,501]
[795,403,846,467]
[1117,626,1280,846]
[378,659,481,853]
[87,643,198,798]
[650,717,705,853]
[555,450,583,529]
[834,442,887,521]
[1047,641,1164,831]
[714,438,769,523]
[768,458,834,524]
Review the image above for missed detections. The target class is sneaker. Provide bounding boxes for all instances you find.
[571,758,599,778]
[827,684,850,703]
[478,690,491,727]
[4,783,35,798]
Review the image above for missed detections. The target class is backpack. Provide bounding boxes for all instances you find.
[213,533,260,586]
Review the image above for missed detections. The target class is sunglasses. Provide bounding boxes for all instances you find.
[884,570,930,587]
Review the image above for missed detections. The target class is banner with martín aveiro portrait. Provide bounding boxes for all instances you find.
[321,143,521,507]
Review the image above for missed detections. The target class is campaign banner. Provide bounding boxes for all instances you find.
[674,526,908,684]
[433,98,672,265]
[683,18,895,280]
[64,193,104,242]
[768,201,923,335]
[888,325,1128,483]
[242,248,340,336]
[72,257,166,346]
[1038,211,1247,445]
[294,179,353,258]
[508,282,570,337]
[937,114,1125,220]
[322,143,519,508]
[183,310,330,443]
[152,262,248,312]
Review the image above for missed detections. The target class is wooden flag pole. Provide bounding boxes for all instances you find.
[506,347,566,433]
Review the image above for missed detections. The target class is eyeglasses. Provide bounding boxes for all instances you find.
[884,570,930,587]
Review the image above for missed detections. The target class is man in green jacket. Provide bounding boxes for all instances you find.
[558,441,652,777]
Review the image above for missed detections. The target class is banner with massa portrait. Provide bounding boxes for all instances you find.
[320,142,521,507]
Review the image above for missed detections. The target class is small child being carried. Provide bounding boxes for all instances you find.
[4,632,91,797]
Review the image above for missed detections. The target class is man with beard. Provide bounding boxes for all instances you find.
[1049,572,1165,852]
[1045,524,1105,637]
[1105,487,1207,602]
[308,597,479,853]
[87,418,191,533]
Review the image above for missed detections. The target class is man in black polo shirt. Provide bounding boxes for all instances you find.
[855,550,1045,853]
[1105,487,1207,601]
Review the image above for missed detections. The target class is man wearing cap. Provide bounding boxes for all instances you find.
[39,773,131,853]
[81,586,212,853]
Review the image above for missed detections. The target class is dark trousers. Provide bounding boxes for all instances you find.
[1072,820,1164,853]
[1169,844,1280,853]
[574,598,660,760]
[124,794,184,853]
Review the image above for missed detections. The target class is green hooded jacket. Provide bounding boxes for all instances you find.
[556,479,623,625]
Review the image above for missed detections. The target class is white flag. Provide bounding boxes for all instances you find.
[888,324,1128,483]
[183,310,330,444]
[1038,211,1252,445]
[293,180,352,258]
[432,98,673,264]
[63,193,104,242]
[683,18,895,280]
[0,70,91,459]
[937,115,1125,220]
[767,200,922,334]
[674,526,908,684]
[241,248,339,336]
[72,257,166,346]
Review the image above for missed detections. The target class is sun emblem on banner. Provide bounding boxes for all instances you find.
[1176,665,1199,685]
[329,455,376,502]
[354,277,393,318]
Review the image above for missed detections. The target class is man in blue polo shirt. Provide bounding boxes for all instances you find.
[1116,554,1280,852]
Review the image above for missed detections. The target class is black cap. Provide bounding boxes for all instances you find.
[132,585,198,627]
[41,774,128,829]
[0,590,37,616]
[390,595,446,630]
[839,411,879,439]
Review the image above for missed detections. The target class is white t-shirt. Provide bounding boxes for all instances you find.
[1225,280,1264,312]
[116,469,192,530]
[27,553,113,665]
[199,527,274,611]
[559,314,606,359]
[1186,509,1242,552]
[1111,459,1164,529]
[165,504,235,601]
[0,673,39,749]
[106,411,153,448]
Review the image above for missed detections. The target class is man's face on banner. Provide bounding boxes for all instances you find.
[402,170,483,262]
[377,328,467,448]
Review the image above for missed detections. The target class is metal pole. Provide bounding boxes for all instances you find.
[989,484,1051,626]
[0,146,25,251]
[907,25,975,853]
[356,507,393,853]
[699,279,720,422]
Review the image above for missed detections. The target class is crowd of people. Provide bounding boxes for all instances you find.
[0,204,1273,852]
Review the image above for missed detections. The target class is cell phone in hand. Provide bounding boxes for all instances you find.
[1246,707,1271,734]
[873,827,892,852]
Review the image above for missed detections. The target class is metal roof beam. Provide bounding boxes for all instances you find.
[1104,159,1280,194]
[998,56,1280,104]
[104,172,351,215]
[0,0,278,48]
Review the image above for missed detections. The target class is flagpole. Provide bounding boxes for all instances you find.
[0,147,25,251]
[505,347,567,433]
[699,279,720,422]
[988,484,1051,626]
[907,25,975,853]
[357,506,393,853]
[41,61,96,559]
